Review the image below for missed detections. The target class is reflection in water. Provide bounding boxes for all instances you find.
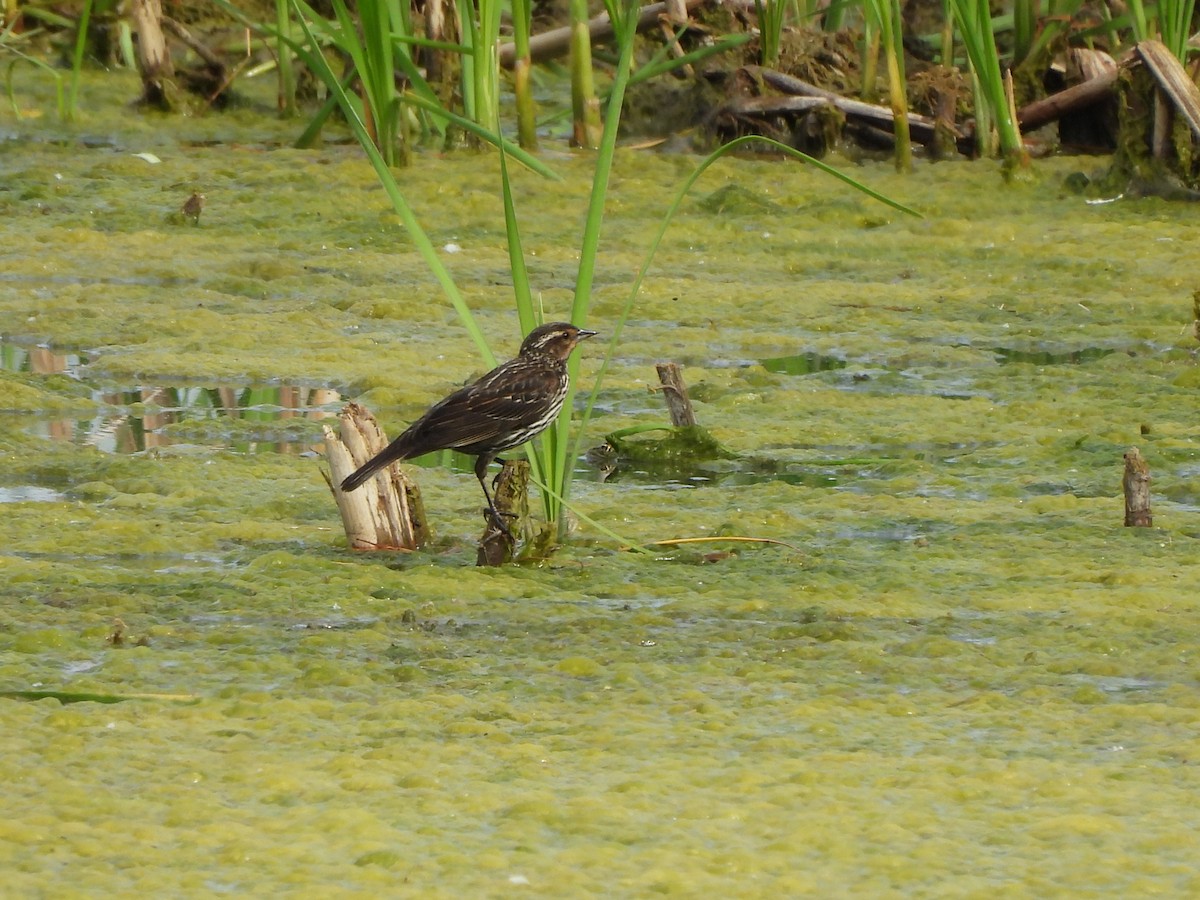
[993,346,1118,366]
[759,352,848,376]
[2,341,342,455]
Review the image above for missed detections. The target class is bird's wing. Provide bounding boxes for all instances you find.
[405,358,558,453]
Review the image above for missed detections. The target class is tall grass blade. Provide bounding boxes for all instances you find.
[511,0,538,148]
[755,0,786,66]
[275,0,295,116]
[66,0,93,121]
[863,0,911,170]
[288,0,494,363]
[1159,0,1197,60]
[546,0,640,532]
[948,0,1026,164]
[568,0,603,148]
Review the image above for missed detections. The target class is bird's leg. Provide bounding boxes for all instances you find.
[474,454,515,530]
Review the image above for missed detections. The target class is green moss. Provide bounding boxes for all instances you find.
[0,105,1198,897]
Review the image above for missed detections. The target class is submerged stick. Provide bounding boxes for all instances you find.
[1123,447,1152,527]
[655,362,697,427]
[325,403,429,551]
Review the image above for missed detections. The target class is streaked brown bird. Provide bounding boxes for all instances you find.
[340,322,596,524]
[181,191,205,224]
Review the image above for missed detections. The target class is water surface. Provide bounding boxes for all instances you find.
[2,74,1199,895]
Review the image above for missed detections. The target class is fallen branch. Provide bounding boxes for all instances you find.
[498,0,709,68]
[740,65,943,147]
[1016,68,1119,134]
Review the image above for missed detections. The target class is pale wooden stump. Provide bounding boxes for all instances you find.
[325,403,429,551]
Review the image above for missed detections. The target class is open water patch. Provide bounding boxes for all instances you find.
[1,339,343,454]
[759,352,849,376]
[993,345,1120,366]
[0,484,66,503]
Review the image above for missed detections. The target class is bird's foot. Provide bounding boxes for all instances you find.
[485,505,518,532]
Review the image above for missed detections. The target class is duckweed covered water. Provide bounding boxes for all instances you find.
[2,76,1200,894]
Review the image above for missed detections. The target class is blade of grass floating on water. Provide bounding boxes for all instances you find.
[525,469,654,555]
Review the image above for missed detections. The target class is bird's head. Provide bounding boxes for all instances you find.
[520,322,597,361]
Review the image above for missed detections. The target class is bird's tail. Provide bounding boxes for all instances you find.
[340,451,397,492]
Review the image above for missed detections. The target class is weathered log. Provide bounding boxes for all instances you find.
[719,95,832,117]
[1136,40,1200,143]
[325,403,429,551]
[498,0,708,68]
[161,17,224,73]
[130,0,176,109]
[655,362,697,427]
[1016,68,1119,134]
[1122,447,1152,527]
[741,65,943,148]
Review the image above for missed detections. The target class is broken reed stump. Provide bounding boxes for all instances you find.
[1123,447,1152,527]
[656,362,698,427]
[1192,289,1200,343]
[477,460,531,567]
[325,403,429,551]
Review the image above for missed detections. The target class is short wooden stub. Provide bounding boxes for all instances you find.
[477,460,531,566]
[1123,447,1152,527]
[655,362,698,427]
[325,403,429,551]
[1192,288,1200,343]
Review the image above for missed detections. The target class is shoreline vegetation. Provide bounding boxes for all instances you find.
[4,0,1199,186]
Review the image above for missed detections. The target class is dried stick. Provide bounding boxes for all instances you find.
[655,362,697,427]
[1123,447,1152,527]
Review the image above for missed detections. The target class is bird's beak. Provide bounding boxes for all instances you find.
[577,329,598,340]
